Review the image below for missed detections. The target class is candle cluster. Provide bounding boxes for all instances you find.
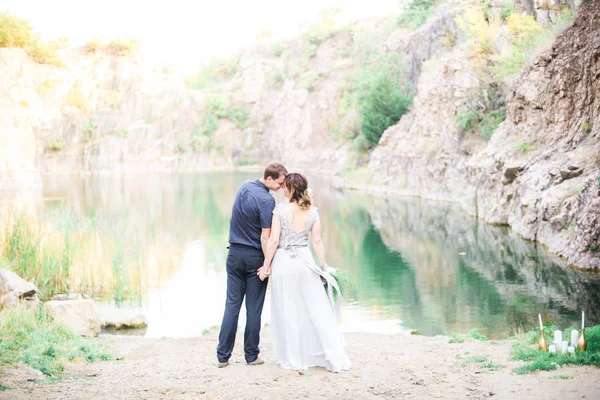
[540,311,586,354]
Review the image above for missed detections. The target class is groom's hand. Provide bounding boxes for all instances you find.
[257,266,270,281]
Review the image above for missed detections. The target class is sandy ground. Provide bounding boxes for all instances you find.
[1,327,599,400]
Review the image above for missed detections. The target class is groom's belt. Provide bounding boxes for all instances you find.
[228,243,262,252]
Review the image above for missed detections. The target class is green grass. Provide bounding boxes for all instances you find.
[448,329,488,343]
[482,361,505,371]
[548,375,572,380]
[510,325,600,374]
[583,121,590,132]
[463,355,488,364]
[516,141,534,152]
[468,328,488,341]
[0,305,112,376]
[448,332,466,343]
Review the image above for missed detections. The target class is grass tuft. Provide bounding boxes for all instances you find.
[0,305,112,376]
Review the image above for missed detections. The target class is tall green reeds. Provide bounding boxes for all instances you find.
[0,207,143,303]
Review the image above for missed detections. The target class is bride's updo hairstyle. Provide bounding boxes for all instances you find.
[285,173,312,211]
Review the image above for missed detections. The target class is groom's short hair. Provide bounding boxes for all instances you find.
[263,162,288,180]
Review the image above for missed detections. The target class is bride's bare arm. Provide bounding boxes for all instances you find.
[310,218,327,270]
[258,215,281,280]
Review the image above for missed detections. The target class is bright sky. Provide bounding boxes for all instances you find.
[3,0,399,73]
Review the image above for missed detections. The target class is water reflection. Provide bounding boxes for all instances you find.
[36,173,600,339]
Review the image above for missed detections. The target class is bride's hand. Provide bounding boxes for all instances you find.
[257,266,271,281]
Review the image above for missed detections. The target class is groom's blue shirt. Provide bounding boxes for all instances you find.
[228,179,275,250]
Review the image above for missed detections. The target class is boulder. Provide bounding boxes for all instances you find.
[45,299,101,337]
[0,268,40,309]
[99,307,148,330]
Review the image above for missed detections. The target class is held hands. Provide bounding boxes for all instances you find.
[257,266,271,281]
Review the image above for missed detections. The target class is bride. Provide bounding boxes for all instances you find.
[257,173,352,372]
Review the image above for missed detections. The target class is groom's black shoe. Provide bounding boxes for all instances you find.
[246,357,264,366]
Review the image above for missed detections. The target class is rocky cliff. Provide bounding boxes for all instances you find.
[369,0,599,269]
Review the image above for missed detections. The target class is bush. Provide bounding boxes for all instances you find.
[227,106,249,129]
[338,88,353,116]
[397,0,437,30]
[185,56,239,90]
[65,83,85,109]
[499,2,516,21]
[84,37,105,53]
[298,71,321,90]
[304,8,340,44]
[492,10,572,82]
[0,13,36,48]
[0,13,67,66]
[355,53,413,146]
[302,41,318,58]
[27,38,68,67]
[268,71,284,88]
[456,106,505,140]
[106,38,138,56]
[270,42,285,57]
[200,114,219,137]
[46,139,65,152]
[206,95,230,118]
[456,7,499,56]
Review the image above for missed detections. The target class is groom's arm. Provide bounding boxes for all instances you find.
[258,198,275,256]
[260,228,271,256]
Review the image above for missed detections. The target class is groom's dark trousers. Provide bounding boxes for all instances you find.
[217,243,268,363]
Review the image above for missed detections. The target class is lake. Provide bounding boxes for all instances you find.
[39,172,600,339]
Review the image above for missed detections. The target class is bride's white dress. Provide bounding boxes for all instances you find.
[270,204,352,372]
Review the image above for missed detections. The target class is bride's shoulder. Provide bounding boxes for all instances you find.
[273,203,287,214]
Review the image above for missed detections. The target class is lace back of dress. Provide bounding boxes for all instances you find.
[276,205,317,248]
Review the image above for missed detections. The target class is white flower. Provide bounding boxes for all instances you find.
[326,266,337,274]
[307,188,313,197]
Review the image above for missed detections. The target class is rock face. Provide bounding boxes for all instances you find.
[385,3,465,85]
[518,0,584,27]
[474,0,600,268]
[45,299,102,336]
[0,268,40,309]
[370,1,600,269]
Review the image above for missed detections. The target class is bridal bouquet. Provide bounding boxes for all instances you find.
[321,266,353,298]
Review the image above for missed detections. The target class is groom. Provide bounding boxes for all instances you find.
[216,162,288,368]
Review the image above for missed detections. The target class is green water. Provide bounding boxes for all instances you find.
[40,172,600,338]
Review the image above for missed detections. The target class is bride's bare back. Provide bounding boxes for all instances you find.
[282,203,313,233]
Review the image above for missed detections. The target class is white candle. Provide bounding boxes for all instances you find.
[549,344,556,354]
[582,311,585,329]
[571,330,579,347]
[561,341,568,353]
[568,346,575,354]
[538,313,543,330]
[554,330,562,344]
